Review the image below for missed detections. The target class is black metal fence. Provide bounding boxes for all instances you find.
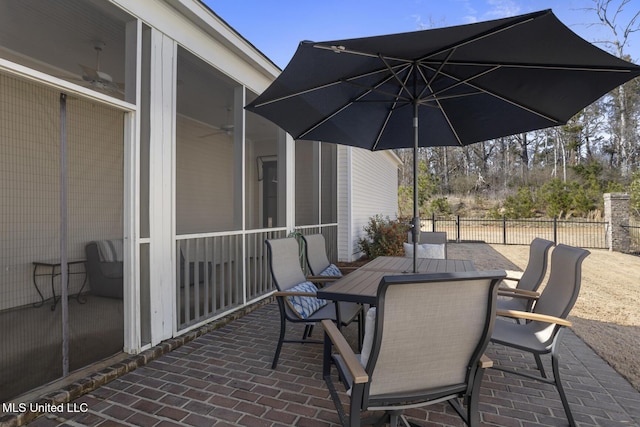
[624,218,640,254]
[424,214,609,249]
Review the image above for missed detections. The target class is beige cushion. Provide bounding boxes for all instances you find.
[360,307,376,367]
[403,242,445,259]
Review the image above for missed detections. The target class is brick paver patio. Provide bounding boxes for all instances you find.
[3,243,638,426]
[19,300,640,427]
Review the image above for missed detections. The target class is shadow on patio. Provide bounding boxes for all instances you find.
[9,244,640,426]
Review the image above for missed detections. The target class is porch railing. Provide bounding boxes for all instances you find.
[175,226,338,331]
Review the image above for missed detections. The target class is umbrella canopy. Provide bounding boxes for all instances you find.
[246,9,640,271]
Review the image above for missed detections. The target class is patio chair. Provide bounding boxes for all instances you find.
[301,234,357,283]
[265,237,363,369]
[405,231,447,259]
[497,238,554,313]
[85,240,123,299]
[491,244,590,427]
[322,270,506,427]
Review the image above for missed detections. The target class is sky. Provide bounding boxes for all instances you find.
[203,0,640,69]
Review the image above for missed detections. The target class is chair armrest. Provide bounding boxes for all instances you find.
[496,309,572,327]
[321,319,369,384]
[274,291,317,297]
[479,354,493,369]
[498,288,540,299]
[307,275,340,284]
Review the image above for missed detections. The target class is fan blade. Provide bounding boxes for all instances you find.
[79,64,99,80]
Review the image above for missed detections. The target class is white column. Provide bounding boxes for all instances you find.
[233,86,245,231]
[282,131,295,231]
[147,30,176,344]
[123,19,142,353]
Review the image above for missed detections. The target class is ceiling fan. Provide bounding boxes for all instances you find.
[79,41,124,94]
[199,107,235,138]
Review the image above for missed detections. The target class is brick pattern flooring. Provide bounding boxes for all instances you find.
[21,303,640,426]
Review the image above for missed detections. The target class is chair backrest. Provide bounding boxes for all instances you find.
[363,270,505,406]
[517,238,554,292]
[528,244,590,344]
[533,244,590,319]
[301,234,331,276]
[265,238,307,291]
[408,231,448,258]
[407,231,447,245]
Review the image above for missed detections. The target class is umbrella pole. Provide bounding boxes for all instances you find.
[412,100,419,273]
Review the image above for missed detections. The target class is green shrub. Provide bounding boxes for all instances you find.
[358,215,410,259]
[429,197,451,216]
[538,178,570,217]
[569,181,596,216]
[502,187,535,219]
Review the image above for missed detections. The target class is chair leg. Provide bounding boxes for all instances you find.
[358,310,364,352]
[552,352,577,427]
[388,411,401,427]
[302,324,311,340]
[467,373,482,427]
[272,316,287,369]
[534,353,547,378]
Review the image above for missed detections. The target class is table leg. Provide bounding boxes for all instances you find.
[50,265,59,311]
[76,265,87,304]
[32,265,46,308]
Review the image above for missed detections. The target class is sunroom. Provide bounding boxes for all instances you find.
[0,0,399,403]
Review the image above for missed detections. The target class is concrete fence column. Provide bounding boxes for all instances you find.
[604,193,630,253]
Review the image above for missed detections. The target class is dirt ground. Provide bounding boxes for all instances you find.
[480,244,640,392]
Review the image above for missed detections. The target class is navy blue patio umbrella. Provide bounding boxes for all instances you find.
[246,9,640,272]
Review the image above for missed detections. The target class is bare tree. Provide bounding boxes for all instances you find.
[587,0,640,175]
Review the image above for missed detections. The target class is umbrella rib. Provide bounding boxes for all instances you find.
[422,63,564,123]
[377,54,415,99]
[420,60,638,73]
[417,12,542,62]
[311,13,539,67]
[416,64,464,146]
[372,71,414,151]
[297,71,404,140]
[253,64,410,108]
[312,43,413,65]
[419,63,500,102]
[419,48,457,100]
[434,95,465,146]
[341,77,412,103]
[251,80,343,108]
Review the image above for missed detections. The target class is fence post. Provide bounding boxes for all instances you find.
[456,215,460,243]
[502,216,506,245]
[604,193,630,253]
[432,212,436,232]
[553,216,557,244]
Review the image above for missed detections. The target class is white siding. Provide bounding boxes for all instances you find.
[338,146,400,261]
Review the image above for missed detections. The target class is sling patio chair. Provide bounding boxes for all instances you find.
[497,237,554,313]
[301,234,358,283]
[405,231,447,259]
[491,244,590,427]
[265,237,363,369]
[322,270,506,427]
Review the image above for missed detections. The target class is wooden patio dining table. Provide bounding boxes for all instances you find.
[316,256,475,306]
